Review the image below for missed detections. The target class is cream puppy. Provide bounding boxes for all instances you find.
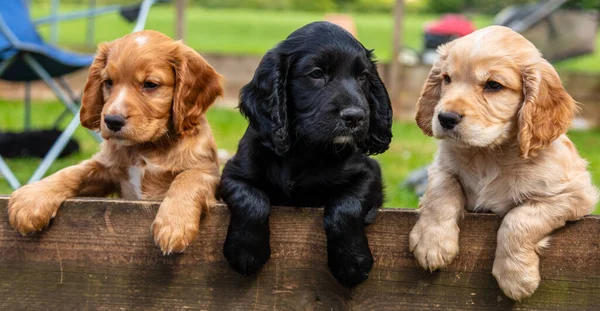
[409,26,599,301]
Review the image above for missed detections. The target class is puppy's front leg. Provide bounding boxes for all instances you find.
[220,177,271,275]
[409,167,465,271]
[8,158,113,235]
[324,195,374,288]
[493,198,592,301]
[152,168,219,255]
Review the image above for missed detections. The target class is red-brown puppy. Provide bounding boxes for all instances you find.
[8,30,224,254]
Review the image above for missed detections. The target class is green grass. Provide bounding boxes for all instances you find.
[27,5,600,72]
[1,102,599,213]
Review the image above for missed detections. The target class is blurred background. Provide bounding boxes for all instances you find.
[0,0,598,211]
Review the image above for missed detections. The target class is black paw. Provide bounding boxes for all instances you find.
[327,234,373,288]
[223,226,271,276]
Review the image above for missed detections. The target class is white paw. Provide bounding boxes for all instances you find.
[409,219,459,271]
[492,252,540,301]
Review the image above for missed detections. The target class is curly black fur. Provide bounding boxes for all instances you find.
[219,21,393,288]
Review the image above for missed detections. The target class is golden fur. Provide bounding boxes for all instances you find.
[410,26,599,301]
[8,30,224,254]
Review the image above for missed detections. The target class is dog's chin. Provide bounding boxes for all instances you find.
[100,127,141,146]
[332,129,368,146]
[333,136,354,144]
[433,122,509,149]
[102,131,136,146]
[113,138,137,147]
[101,123,169,146]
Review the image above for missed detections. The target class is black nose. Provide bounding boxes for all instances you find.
[438,111,462,130]
[104,114,126,132]
[340,107,366,128]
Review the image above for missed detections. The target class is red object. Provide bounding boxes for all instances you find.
[425,14,476,37]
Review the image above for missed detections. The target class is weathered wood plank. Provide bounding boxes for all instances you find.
[1,196,599,310]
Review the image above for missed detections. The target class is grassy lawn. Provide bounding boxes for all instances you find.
[27,5,600,72]
[1,102,600,213]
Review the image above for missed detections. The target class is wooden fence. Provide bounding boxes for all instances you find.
[1,196,599,310]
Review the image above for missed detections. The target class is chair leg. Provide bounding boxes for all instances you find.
[0,55,24,189]
[0,55,17,77]
[57,77,77,100]
[24,55,102,143]
[27,111,82,184]
[52,107,71,128]
[24,82,31,130]
[22,54,79,115]
[55,76,102,142]
[53,78,77,127]
[21,54,102,183]
[0,156,21,190]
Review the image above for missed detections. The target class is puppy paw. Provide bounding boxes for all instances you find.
[492,252,540,301]
[152,206,200,255]
[223,226,270,276]
[327,234,373,288]
[409,219,459,271]
[8,183,65,235]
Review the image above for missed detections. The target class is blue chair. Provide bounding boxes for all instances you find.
[0,0,156,189]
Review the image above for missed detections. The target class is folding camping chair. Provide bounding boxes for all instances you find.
[0,0,157,190]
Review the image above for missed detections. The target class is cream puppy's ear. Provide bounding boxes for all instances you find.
[518,59,576,158]
[415,42,453,136]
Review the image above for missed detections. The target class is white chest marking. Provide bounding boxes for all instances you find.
[121,165,144,200]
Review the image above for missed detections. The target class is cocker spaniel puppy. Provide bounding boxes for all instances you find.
[410,26,599,300]
[8,30,224,254]
[219,22,393,287]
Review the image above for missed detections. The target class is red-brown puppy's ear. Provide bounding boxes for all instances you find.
[415,43,452,137]
[518,59,576,158]
[172,43,224,136]
[81,43,111,130]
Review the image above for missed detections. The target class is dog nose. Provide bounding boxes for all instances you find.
[340,107,366,128]
[104,114,126,132]
[438,111,462,130]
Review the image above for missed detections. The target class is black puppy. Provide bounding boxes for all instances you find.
[219,22,392,287]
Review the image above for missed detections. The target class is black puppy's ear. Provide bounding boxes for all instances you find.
[361,52,393,155]
[239,50,290,155]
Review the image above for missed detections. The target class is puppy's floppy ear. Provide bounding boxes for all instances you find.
[518,59,576,158]
[361,51,392,155]
[81,43,110,130]
[172,43,224,136]
[415,43,451,136]
[239,49,290,156]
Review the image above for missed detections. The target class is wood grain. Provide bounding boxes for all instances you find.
[1,196,599,310]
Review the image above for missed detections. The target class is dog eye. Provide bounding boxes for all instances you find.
[308,69,324,79]
[443,74,451,84]
[358,71,369,81]
[104,79,113,88]
[143,81,159,89]
[484,80,503,91]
